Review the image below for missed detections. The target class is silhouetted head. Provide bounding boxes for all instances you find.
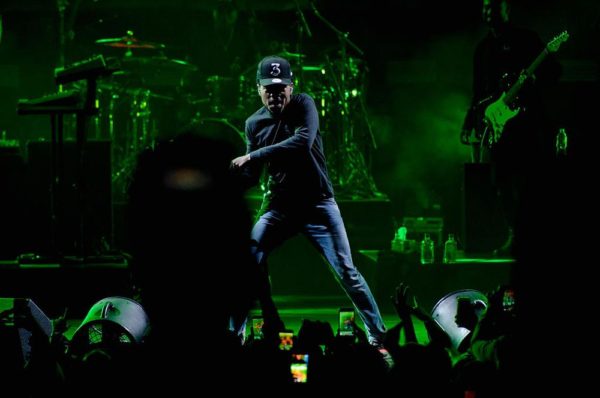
[482,0,510,32]
[212,0,238,28]
[455,297,487,330]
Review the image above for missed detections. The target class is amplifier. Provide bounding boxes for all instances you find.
[402,216,444,245]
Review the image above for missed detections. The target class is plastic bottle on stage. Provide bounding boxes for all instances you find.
[443,233,457,264]
[392,225,408,252]
[397,225,407,241]
[556,127,568,156]
[420,233,434,265]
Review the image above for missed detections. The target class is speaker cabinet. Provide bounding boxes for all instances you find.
[0,147,26,259]
[0,298,52,373]
[463,163,506,254]
[26,140,112,256]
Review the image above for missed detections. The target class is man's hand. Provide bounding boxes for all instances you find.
[231,154,251,169]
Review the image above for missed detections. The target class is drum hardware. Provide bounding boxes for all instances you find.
[202,74,253,120]
[108,88,165,203]
[92,32,198,201]
[306,4,380,199]
[206,75,234,115]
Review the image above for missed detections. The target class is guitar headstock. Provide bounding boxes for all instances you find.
[547,31,569,53]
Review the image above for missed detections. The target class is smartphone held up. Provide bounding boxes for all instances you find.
[338,308,355,337]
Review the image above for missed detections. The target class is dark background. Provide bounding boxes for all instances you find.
[0,0,597,256]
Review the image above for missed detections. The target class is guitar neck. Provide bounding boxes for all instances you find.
[504,47,549,105]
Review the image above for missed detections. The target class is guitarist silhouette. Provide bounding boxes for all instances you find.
[461,0,562,256]
[482,30,568,146]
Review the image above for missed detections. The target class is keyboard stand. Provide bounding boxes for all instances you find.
[16,56,119,262]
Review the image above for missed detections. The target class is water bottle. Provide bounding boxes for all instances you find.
[420,233,434,265]
[397,225,407,241]
[392,225,408,252]
[443,233,457,264]
[556,127,568,156]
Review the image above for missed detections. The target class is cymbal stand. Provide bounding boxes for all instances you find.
[310,4,380,198]
[294,0,312,90]
[111,88,154,203]
[311,3,361,140]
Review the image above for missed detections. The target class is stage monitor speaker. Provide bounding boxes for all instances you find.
[26,140,112,256]
[0,298,53,373]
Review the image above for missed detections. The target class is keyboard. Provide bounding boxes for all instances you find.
[17,90,83,114]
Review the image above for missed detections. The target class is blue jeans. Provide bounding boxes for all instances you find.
[233,197,386,344]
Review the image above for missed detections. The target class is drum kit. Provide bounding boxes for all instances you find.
[89,24,374,202]
[89,31,252,201]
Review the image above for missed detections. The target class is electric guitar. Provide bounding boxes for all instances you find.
[481,30,569,147]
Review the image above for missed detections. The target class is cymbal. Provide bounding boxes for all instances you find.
[95,35,166,49]
[169,58,198,71]
[302,65,323,71]
[278,50,306,59]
